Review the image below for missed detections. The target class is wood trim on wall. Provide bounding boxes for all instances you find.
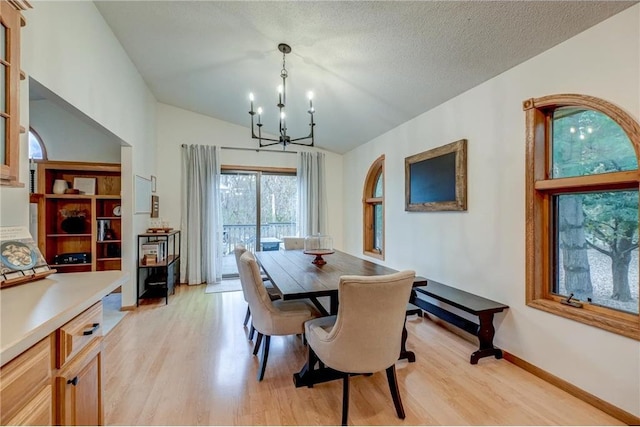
[362,155,385,260]
[502,351,640,425]
[523,94,640,341]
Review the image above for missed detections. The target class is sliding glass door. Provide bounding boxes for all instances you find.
[220,169,297,276]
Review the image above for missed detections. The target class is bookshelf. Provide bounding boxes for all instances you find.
[33,160,121,273]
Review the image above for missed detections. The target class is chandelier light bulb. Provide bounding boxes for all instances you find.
[277,85,283,94]
[587,127,593,133]
[249,93,254,101]
[570,127,576,133]
[307,91,314,100]
[257,107,263,115]
[280,112,286,120]
[580,134,586,140]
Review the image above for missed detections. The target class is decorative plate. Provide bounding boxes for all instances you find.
[303,249,335,256]
[0,241,38,270]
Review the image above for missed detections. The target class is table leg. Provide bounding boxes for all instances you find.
[309,297,329,316]
[330,294,339,315]
[294,348,343,388]
[470,312,503,364]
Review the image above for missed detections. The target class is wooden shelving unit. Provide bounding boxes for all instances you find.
[33,160,122,273]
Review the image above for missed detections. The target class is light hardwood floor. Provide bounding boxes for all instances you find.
[103,284,623,426]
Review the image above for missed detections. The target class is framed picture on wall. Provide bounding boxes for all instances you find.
[151,195,159,218]
[134,175,152,214]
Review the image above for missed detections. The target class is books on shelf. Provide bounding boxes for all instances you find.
[141,240,168,264]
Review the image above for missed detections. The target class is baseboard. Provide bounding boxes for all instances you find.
[120,304,136,311]
[502,351,639,425]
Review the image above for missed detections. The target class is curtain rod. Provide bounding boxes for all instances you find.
[180,144,298,154]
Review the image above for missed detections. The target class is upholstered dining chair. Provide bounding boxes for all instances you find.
[282,236,305,250]
[238,251,321,381]
[233,245,280,333]
[305,270,416,425]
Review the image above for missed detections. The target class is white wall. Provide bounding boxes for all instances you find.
[30,99,121,163]
[3,1,159,308]
[155,103,344,250]
[342,6,640,416]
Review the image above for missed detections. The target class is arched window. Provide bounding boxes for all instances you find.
[363,155,384,259]
[28,127,47,160]
[523,94,639,340]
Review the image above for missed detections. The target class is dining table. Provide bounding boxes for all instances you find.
[255,248,427,387]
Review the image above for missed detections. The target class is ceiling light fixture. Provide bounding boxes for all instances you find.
[248,43,315,149]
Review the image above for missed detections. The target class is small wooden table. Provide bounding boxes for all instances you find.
[255,249,426,387]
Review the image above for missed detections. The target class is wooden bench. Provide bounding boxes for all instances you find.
[413,280,508,364]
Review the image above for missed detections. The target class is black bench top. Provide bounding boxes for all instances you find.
[415,279,508,316]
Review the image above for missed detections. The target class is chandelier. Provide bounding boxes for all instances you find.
[248,43,315,149]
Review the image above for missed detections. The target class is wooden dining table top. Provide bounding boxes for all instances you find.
[255,249,426,301]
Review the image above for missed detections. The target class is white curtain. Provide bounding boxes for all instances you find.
[180,144,223,285]
[297,151,328,237]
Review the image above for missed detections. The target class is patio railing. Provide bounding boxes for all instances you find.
[223,222,296,253]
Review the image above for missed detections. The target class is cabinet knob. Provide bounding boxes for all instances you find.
[83,323,100,336]
[67,377,79,386]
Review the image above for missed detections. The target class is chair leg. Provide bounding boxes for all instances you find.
[257,335,271,381]
[253,332,263,355]
[386,365,405,419]
[249,324,255,340]
[341,373,350,426]
[243,305,251,326]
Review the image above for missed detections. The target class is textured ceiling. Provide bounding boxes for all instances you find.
[94,1,637,154]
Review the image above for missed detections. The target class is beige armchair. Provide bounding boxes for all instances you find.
[233,245,279,330]
[305,270,416,425]
[238,251,321,381]
[282,236,305,250]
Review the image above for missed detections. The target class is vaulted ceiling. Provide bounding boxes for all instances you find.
[94,1,637,154]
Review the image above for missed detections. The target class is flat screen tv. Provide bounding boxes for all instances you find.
[405,139,467,211]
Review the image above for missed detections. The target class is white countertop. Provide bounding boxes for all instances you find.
[0,270,129,366]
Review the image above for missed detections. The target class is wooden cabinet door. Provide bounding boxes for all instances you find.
[56,341,103,426]
[0,337,52,425]
[5,385,52,426]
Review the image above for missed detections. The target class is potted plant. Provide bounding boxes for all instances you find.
[59,209,87,234]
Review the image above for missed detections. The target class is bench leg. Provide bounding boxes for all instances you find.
[470,312,503,364]
[398,316,416,363]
